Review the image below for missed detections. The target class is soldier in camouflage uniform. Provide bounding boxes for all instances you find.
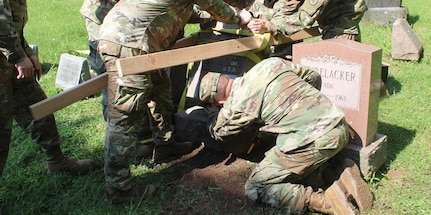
[80,0,153,158]
[80,0,118,121]
[199,57,373,214]
[98,0,252,204]
[0,0,100,177]
[246,0,367,42]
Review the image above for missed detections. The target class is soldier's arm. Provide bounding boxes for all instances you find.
[209,107,259,142]
[188,4,211,23]
[276,58,322,90]
[269,0,328,36]
[195,0,248,25]
[0,0,27,64]
[248,1,275,20]
[291,64,322,90]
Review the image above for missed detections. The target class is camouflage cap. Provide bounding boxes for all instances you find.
[199,72,221,104]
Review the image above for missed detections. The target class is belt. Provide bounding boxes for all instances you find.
[98,40,144,58]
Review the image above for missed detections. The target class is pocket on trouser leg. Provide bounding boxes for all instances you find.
[314,121,348,150]
[114,75,152,113]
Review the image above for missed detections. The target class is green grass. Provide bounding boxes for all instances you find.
[1,0,431,214]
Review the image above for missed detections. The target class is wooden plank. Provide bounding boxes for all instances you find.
[29,28,320,120]
[29,73,108,121]
[116,35,264,77]
[28,36,199,121]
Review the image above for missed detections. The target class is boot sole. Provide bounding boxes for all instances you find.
[325,182,359,215]
[339,159,374,211]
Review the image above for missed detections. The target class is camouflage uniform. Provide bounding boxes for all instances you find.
[209,57,349,213]
[0,0,62,175]
[80,0,119,121]
[98,0,244,191]
[249,0,367,41]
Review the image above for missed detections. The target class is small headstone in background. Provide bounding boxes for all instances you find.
[391,18,423,61]
[55,53,91,90]
[361,0,408,27]
[366,0,402,8]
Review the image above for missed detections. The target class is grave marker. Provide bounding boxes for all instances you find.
[361,0,408,27]
[55,53,91,90]
[293,39,387,177]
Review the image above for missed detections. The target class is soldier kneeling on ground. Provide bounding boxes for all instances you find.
[198,57,374,215]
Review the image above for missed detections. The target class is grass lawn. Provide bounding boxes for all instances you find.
[1,0,430,214]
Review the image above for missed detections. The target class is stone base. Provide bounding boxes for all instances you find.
[341,133,388,178]
[362,7,408,27]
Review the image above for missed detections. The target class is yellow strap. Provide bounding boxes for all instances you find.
[177,61,195,112]
[212,28,271,55]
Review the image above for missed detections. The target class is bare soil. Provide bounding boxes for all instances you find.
[158,142,288,215]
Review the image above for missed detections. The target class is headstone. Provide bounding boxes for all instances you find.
[391,18,423,61]
[55,53,91,90]
[361,0,408,27]
[366,0,402,8]
[293,39,387,177]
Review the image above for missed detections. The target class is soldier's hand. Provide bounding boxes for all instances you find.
[247,18,270,34]
[239,8,252,25]
[15,57,35,79]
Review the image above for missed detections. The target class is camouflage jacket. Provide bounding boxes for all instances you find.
[211,57,345,152]
[99,0,242,53]
[249,0,367,36]
[0,0,34,64]
[80,0,119,25]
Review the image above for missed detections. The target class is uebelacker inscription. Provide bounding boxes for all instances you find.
[300,55,362,110]
[293,39,382,147]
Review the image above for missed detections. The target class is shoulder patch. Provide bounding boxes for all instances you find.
[309,0,318,5]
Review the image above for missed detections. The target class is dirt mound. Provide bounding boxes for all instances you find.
[159,143,286,215]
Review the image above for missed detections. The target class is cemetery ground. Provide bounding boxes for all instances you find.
[1,0,430,214]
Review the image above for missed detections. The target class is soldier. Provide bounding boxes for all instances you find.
[98,0,252,204]
[0,0,100,177]
[80,0,153,157]
[199,57,373,214]
[80,0,118,120]
[246,0,367,42]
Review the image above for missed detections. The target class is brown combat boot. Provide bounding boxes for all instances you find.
[106,184,157,204]
[308,182,359,215]
[154,141,196,161]
[338,158,374,211]
[45,146,101,175]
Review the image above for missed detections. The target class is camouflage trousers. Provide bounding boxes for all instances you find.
[0,53,61,176]
[245,120,349,214]
[84,19,109,121]
[99,40,175,190]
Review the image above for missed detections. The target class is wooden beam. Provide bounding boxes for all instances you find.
[28,36,199,121]
[116,35,264,77]
[29,28,320,120]
[29,73,108,121]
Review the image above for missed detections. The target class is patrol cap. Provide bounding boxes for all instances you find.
[199,72,221,104]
